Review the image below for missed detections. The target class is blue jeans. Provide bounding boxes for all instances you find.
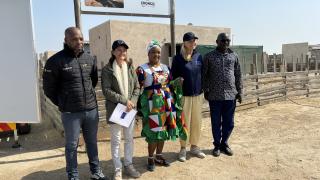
[209,100,236,147]
[61,108,100,178]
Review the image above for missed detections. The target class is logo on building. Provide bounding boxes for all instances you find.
[141,0,155,8]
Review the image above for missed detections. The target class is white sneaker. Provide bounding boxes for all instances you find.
[178,148,187,162]
[190,146,206,159]
[113,169,122,180]
[124,164,141,178]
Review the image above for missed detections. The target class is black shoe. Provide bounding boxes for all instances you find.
[147,157,155,171]
[212,147,220,157]
[155,154,170,167]
[220,145,233,156]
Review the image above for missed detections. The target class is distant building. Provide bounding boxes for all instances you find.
[39,51,56,67]
[282,42,309,63]
[309,44,320,70]
[309,44,320,61]
[282,42,320,71]
[89,20,231,69]
[83,41,91,54]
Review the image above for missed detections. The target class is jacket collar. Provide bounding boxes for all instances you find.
[105,59,133,78]
[106,59,133,71]
[214,47,233,55]
[179,49,198,60]
[63,43,84,58]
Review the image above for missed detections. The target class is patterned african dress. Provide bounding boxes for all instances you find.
[136,63,188,143]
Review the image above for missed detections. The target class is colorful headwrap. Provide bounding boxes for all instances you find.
[146,39,161,54]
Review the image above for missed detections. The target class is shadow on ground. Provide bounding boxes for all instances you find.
[21,151,179,180]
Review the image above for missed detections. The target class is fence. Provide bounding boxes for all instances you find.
[263,54,320,74]
[234,54,320,112]
[40,64,320,135]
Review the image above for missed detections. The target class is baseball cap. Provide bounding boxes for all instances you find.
[183,32,198,42]
[112,40,129,50]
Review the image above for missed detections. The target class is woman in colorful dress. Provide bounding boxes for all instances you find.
[136,40,188,171]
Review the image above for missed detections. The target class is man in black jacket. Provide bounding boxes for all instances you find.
[43,27,105,180]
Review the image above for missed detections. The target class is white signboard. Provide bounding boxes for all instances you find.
[0,0,40,123]
[81,0,170,16]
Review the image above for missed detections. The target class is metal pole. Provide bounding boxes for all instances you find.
[12,129,21,148]
[170,0,176,58]
[74,0,82,29]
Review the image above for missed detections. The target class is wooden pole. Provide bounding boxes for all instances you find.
[273,54,276,73]
[263,54,267,74]
[74,0,82,29]
[243,57,246,76]
[253,54,260,106]
[306,55,310,97]
[283,58,287,100]
[262,53,266,74]
[170,0,176,58]
[301,53,304,71]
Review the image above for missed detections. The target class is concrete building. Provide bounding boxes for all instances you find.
[89,20,231,69]
[282,42,320,71]
[309,44,320,60]
[282,42,308,63]
[309,44,320,70]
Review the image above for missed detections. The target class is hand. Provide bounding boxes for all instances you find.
[126,100,135,112]
[236,94,242,104]
[176,77,184,86]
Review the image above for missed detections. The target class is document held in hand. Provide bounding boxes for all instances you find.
[109,103,137,127]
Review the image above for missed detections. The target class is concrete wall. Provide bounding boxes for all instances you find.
[89,21,112,69]
[282,42,308,63]
[310,45,320,60]
[89,20,231,69]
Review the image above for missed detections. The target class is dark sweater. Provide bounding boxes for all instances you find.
[171,50,203,96]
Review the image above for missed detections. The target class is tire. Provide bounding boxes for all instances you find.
[17,123,31,135]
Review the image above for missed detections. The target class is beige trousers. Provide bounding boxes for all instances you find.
[180,94,203,147]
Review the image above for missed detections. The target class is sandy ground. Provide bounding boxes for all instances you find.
[0,97,320,180]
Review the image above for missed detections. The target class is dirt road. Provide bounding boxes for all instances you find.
[1,97,319,180]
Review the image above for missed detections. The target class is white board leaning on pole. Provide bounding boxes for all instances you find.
[0,0,40,123]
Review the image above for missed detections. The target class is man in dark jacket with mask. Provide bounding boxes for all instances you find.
[43,27,105,180]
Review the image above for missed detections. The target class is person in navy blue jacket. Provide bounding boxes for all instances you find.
[171,32,206,162]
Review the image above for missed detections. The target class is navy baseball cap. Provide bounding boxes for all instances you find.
[112,40,129,50]
[183,32,198,42]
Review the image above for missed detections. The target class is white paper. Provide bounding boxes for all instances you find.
[109,103,137,127]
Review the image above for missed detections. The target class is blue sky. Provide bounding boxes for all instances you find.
[33,0,320,54]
